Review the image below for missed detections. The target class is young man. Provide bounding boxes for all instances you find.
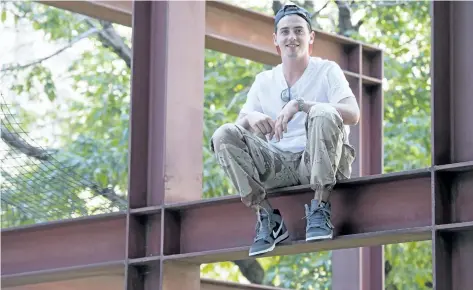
[210,4,359,256]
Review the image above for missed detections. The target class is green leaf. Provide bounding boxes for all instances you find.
[1,9,7,22]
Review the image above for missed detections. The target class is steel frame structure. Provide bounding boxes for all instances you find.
[2,1,473,290]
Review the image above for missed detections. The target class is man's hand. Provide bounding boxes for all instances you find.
[274,100,299,142]
[246,111,276,140]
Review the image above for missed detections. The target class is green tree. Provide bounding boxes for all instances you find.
[1,0,433,289]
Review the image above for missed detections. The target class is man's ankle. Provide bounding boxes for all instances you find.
[257,198,273,212]
[311,198,329,206]
[314,188,331,201]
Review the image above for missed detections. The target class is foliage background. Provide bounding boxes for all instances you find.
[1,0,432,289]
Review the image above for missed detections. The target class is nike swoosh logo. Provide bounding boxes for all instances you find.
[273,220,283,237]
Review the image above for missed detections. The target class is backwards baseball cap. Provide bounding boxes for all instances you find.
[273,4,314,56]
[274,4,312,32]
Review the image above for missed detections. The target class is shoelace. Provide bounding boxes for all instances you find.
[254,208,274,242]
[303,205,334,229]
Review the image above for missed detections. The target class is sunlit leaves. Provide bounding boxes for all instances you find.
[261,252,332,290]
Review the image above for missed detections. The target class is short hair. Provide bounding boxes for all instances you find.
[274,4,312,32]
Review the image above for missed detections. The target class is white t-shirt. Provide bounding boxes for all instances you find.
[239,57,355,153]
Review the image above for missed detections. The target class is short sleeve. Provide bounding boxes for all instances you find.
[239,74,263,115]
[326,62,356,104]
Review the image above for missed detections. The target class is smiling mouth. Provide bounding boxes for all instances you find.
[286,44,299,48]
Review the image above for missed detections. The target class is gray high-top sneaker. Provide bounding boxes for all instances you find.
[249,208,289,256]
[305,199,334,241]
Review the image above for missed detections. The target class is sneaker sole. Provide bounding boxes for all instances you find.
[306,233,333,241]
[248,231,289,256]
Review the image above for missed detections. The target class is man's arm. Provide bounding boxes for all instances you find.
[300,62,361,126]
[299,97,360,125]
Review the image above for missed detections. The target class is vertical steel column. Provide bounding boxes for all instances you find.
[126,1,205,289]
[332,46,384,290]
[431,2,473,290]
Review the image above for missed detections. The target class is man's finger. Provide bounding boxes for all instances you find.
[275,117,283,141]
[278,116,285,139]
[254,123,265,135]
[282,115,288,133]
[273,118,280,141]
[268,122,275,140]
[262,120,272,135]
[267,118,275,133]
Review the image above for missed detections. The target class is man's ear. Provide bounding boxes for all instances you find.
[309,30,315,45]
[308,30,315,55]
[273,32,281,55]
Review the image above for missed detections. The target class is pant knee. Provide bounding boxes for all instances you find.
[308,103,341,121]
[210,123,241,152]
[307,103,343,131]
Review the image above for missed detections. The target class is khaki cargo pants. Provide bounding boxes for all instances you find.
[210,103,355,208]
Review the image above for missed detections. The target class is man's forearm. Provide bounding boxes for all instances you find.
[300,100,360,125]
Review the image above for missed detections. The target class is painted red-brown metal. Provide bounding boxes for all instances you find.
[176,174,431,255]
[449,3,473,164]
[332,249,362,289]
[361,247,384,290]
[126,0,157,209]
[332,43,385,290]
[1,214,126,276]
[38,0,378,68]
[160,1,206,205]
[3,1,473,290]
[126,1,168,288]
[125,1,206,289]
[3,276,289,290]
[431,2,473,290]
[38,0,132,26]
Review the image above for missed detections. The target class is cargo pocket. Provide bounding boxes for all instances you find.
[337,143,356,180]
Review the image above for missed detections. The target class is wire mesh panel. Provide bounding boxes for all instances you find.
[1,95,127,229]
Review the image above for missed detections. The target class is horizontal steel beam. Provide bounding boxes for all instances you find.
[3,274,287,290]
[3,165,473,286]
[39,1,133,26]
[1,213,126,277]
[201,278,288,290]
[1,261,124,288]
[162,169,433,263]
[37,0,379,66]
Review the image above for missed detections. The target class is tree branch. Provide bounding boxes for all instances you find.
[90,184,127,207]
[1,124,127,207]
[335,0,361,36]
[84,18,131,69]
[1,28,99,73]
[272,0,283,16]
[311,0,330,20]
[234,259,265,284]
[1,124,53,161]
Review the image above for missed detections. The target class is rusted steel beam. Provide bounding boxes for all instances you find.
[1,213,126,286]
[159,169,432,264]
[124,1,206,289]
[1,261,124,288]
[37,0,379,67]
[201,278,288,290]
[38,1,132,26]
[333,42,384,289]
[163,225,431,265]
[3,276,289,290]
[431,2,473,289]
[4,166,473,286]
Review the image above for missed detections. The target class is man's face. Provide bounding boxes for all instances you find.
[273,14,314,59]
